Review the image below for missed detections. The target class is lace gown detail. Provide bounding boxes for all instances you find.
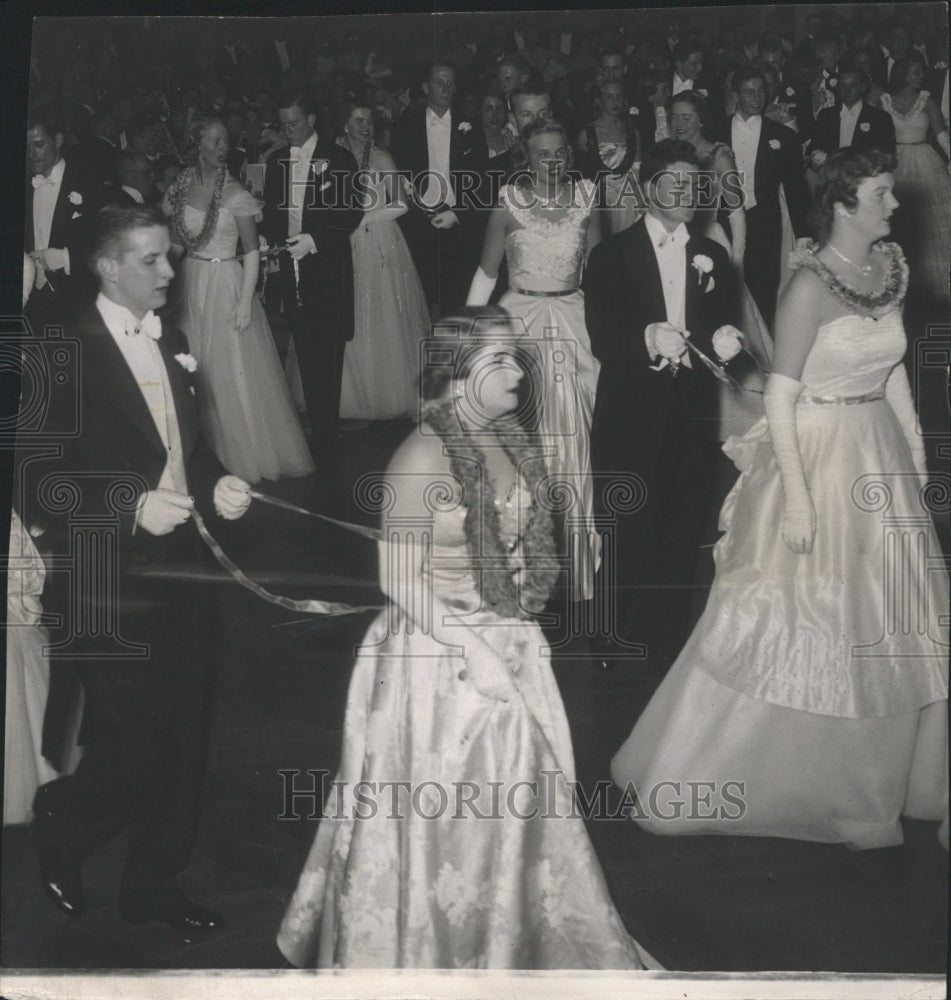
[167,186,314,483]
[612,243,949,849]
[500,181,600,600]
[276,468,656,969]
[882,91,951,302]
[339,169,431,419]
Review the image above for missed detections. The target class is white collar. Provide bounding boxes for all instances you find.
[96,291,149,339]
[426,105,451,124]
[734,113,762,127]
[290,132,318,158]
[645,212,687,249]
[121,185,145,204]
[39,157,66,185]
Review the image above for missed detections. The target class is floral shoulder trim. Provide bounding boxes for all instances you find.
[420,398,558,619]
[788,240,908,316]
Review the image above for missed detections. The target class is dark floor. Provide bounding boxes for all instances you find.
[2,414,948,975]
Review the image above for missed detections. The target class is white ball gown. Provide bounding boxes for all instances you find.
[338,167,431,420]
[497,180,601,601]
[276,449,659,969]
[882,90,951,303]
[167,181,315,484]
[611,244,949,850]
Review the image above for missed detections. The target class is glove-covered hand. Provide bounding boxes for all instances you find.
[712,325,745,363]
[645,322,688,362]
[136,490,194,536]
[781,481,816,554]
[214,475,251,520]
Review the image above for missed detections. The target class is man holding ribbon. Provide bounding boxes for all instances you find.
[584,140,738,669]
[31,205,251,937]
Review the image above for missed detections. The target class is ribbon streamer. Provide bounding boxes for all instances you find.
[191,502,382,618]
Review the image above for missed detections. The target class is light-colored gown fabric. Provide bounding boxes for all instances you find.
[4,510,58,825]
[277,474,656,969]
[498,181,601,601]
[882,90,951,302]
[168,185,314,484]
[612,251,949,850]
[339,169,430,420]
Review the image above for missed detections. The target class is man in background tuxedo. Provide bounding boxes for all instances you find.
[25,112,106,336]
[32,205,251,935]
[110,152,156,207]
[261,91,362,452]
[757,35,816,140]
[809,66,896,158]
[584,140,737,665]
[390,62,479,318]
[716,68,809,327]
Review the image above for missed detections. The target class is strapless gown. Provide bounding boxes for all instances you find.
[276,473,657,968]
[168,186,314,483]
[611,276,949,849]
[498,181,601,601]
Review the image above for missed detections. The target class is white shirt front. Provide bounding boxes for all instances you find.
[32,156,65,251]
[287,131,318,238]
[96,292,187,495]
[731,113,761,211]
[839,101,863,148]
[422,106,455,208]
[645,212,688,338]
[672,72,693,96]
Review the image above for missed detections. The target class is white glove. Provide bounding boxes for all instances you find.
[712,325,745,363]
[23,254,35,307]
[884,363,928,486]
[467,266,498,306]
[286,233,316,259]
[764,373,815,554]
[37,247,69,273]
[936,130,950,160]
[214,475,252,519]
[431,209,460,229]
[645,322,689,368]
[136,489,194,536]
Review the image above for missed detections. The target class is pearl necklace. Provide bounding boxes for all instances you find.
[827,243,873,278]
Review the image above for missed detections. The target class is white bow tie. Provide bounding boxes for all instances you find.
[428,113,450,128]
[31,174,56,188]
[657,227,687,249]
[124,311,162,339]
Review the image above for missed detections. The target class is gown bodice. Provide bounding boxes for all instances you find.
[501,180,595,290]
[882,91,931,143]
[179,184,261,258]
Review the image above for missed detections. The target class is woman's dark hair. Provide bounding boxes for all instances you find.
[668,88,708,129]
[180,112,226,165]
[887,52,927,94]
[511,117,571,172]
[336,98,372,138]
[809,147,898,243]
[420,306,519,402]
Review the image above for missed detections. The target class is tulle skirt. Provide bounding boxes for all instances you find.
[172,258,314,484]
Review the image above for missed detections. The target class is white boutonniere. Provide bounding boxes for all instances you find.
[859,122,871,133]
[936,60,948,71]
[828,77,838,88]
[68,191,83,206]
[769,138,781,150]
[785,86,796,97]
[457,121,472,133]
[628,105,640,116]
[691,253,715,290]
[174,352,198,373]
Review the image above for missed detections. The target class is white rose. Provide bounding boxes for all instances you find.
[712,325,744,362]
[68,191,83,206]
[859,122,871,132]
[457,121,472,133]
[769,138,781,150]
[628,106,640,116]
[174,352,198,373]
[785,86,796,97]
[691,253,713,275]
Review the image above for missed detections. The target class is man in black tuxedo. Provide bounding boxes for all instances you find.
[109,152,156,207]
[25,112,107,337]
[32,205,251,934]
[390,62,480,318]
[716,67,810,327]
[261,91,362,451]
[757,35,816,140]
[584,140,737,664]
[808,66,897,158]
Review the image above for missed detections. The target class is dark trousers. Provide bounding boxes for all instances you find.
[400,210,478,319]
[743,204,781,328]
[38,565,216,895]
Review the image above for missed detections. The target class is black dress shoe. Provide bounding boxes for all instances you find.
[118,890,224,937]
[31,823,86,919]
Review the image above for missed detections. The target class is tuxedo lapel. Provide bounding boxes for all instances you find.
[49,161,79,250]
[80,311,169,459]
[684,238,704,329]
[156,335,198,458]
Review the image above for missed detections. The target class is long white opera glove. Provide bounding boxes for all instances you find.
[763,373,815,554]
[467,266,498,306]
[884,363,928,485]
[936,130,950,160]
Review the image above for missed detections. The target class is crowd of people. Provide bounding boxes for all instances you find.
[7,6,950,972]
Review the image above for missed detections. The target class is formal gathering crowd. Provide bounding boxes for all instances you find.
[6,7,950,970]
